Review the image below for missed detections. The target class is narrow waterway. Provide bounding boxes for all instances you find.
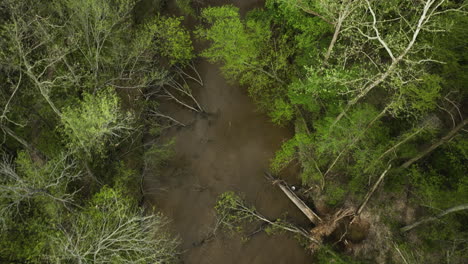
[143,1,313,263]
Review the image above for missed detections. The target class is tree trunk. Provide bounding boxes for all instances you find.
[363,124,427,174]
[401,204,468,233]
[323,17,343,64]
[265,172,322,225]
[0,124,46,163]
[323,2,352,65]
[354,164,392,218]
[401,119,467,169]
[325,105,389,176]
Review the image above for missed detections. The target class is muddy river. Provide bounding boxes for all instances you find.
[143,1,313,263]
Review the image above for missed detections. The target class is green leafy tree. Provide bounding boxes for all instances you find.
[0,152,79,224]
[152,16,194,65]
[197,5,293,114]
[0,151,79,262]
[60,88,133,157]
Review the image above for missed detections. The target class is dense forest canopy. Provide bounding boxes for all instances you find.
[0,0,186,262]
[0,0,467,263]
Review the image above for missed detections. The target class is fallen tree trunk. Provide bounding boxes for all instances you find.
[401,203,468,233]
[401,119,467,169]
[265,172,322,225]
[355,164,392,218]
[262,172,357,251]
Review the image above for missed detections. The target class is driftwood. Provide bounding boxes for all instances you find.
[265,172,322,225]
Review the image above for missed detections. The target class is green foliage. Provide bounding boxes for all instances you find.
[406,136,467,209]
[112,161,139,198]
[313,104,387,160]
[286,66,365,118]
[324,185,346,207]
[315,246,367,264]
[197,5,294,114]
[265,0,331,66]
[270,99,294,124]
[175,0,195,17]
[61,88,133,157]
[0,152,78,221]
[271,133,312,173]
[0,210,54,262]
[144,139,175,172]
[215,191,257,235]
[398,210,467,264]
[151,16,194,65]
[287,80,320,115]
[0,152,78,262]
[271,138,298,173]
[399,136,468,263]
[197,5,258,73]
[389,74,442,119]
[409,167,467,210]
[425,11,468,98]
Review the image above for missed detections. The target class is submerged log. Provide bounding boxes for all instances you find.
[265,172,322,225]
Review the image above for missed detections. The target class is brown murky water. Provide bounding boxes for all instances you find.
[143,1,313,263]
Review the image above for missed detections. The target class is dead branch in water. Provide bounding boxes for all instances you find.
[174,61,204,86]
[153,62,205,113]
[149,110,186,127]
[162,87,200,112]
[165,77,204,112]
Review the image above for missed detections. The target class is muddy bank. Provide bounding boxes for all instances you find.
[143,1,313,263]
